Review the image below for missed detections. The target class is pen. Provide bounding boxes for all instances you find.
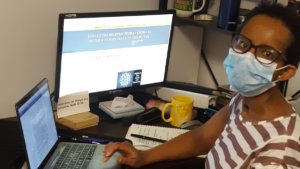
[130,134,166,143]
[58,135,110,144]
[81,135,110,144]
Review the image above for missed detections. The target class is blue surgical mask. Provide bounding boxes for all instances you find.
[223,48,288,97]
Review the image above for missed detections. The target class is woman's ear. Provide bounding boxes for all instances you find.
[277,65,297,81]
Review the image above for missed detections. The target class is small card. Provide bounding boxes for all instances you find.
[57,91,90,118]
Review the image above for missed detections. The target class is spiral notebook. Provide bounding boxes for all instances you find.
[125,124,189,150]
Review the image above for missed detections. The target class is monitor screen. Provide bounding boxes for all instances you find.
[54,10,175,102]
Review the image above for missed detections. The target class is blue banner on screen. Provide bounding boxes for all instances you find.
[63,26,171,53]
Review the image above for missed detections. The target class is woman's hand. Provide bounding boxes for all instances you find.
[102,141,146,168]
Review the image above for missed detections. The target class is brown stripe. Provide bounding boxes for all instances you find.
[219,139,238,168]
[271,120,286,135]
[251,140,300,168]
[228,133,247,159]
[286,139,300,151]
[254,124,271,142]
[286,116,296,135]
[225,126,231,134]
[260,142,286,152]
[239,151,256,169]
[219,134,224,140]
[284,156,300,168]
[211,147,222,169]
[234,108,241,115]
[235,94,242,105]
[234,111,242,126]
[254,156,283,165]
[240,139,300,168]
[205,159,210,169]
[236,122,258,149]
[256,156,296,169]
[233,95,242,115]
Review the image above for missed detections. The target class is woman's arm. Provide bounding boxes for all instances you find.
[103,104,231,168]
[142,104,231,164]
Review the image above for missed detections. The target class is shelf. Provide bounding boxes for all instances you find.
[174,16,235,34]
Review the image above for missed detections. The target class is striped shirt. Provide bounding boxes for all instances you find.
[205,94,300,169]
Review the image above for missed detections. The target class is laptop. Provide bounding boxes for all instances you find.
[15,78,122,169]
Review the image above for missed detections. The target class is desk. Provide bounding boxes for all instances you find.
[0,107,205,169]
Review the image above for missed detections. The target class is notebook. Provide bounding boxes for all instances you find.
[15,78,121,169]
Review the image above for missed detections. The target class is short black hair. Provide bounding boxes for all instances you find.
[238,4,300,68]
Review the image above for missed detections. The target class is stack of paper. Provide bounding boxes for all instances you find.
[125,124,188,150]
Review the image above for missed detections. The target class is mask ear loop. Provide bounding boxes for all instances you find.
[273,65,291,83]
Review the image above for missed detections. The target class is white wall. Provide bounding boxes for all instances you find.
[0,0,159,118]
[167,26,203,84]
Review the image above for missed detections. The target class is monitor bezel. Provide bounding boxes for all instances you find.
[54,9,175,102]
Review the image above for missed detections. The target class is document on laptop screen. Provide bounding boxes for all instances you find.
[18,84,58,169]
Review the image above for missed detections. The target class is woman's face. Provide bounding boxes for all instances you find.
[240,15,293,68]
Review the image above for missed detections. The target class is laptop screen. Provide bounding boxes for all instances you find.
[16,79,58,169]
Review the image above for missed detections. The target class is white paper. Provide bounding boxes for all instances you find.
[125,124,188,150]
[57,91,90,118]
[111,94,134,108]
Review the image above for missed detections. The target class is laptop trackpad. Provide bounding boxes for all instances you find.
[89,144,122,169]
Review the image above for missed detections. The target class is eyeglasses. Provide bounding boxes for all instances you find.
[231,34,287,65]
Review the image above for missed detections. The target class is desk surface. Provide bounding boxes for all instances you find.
[1,106,205,169]
[0,119,26,169]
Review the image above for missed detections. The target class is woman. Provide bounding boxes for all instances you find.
[102,4,300,168]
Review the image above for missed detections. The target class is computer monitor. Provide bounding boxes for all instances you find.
[54,10,175,103]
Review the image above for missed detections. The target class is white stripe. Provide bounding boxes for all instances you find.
[251,163,285,169]
[234,125,252,153]
[292,115,300,137]
[262,122,280,137]
[245,123,265,144]
[206,151,215,168]
[257,149,284,159]
[214,143,231,169]
[223,135,244,165]
[286,146,300,161]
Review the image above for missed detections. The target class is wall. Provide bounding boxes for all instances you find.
[0,0,158,118]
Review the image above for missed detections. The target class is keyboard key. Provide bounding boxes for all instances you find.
[53,143,97,168]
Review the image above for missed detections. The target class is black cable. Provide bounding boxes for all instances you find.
[291,89,300,99]
[154,87,158,97]
[200,48,219,88]
[283,80,288,97]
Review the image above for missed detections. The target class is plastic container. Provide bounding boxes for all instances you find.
[217,0,241,31]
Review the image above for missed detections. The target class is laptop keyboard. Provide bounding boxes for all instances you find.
[53,143,97,169]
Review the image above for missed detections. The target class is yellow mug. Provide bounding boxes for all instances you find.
[161,96,193,127]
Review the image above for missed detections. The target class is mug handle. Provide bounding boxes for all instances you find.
[161,103,172,122]
[192,0,206,13]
